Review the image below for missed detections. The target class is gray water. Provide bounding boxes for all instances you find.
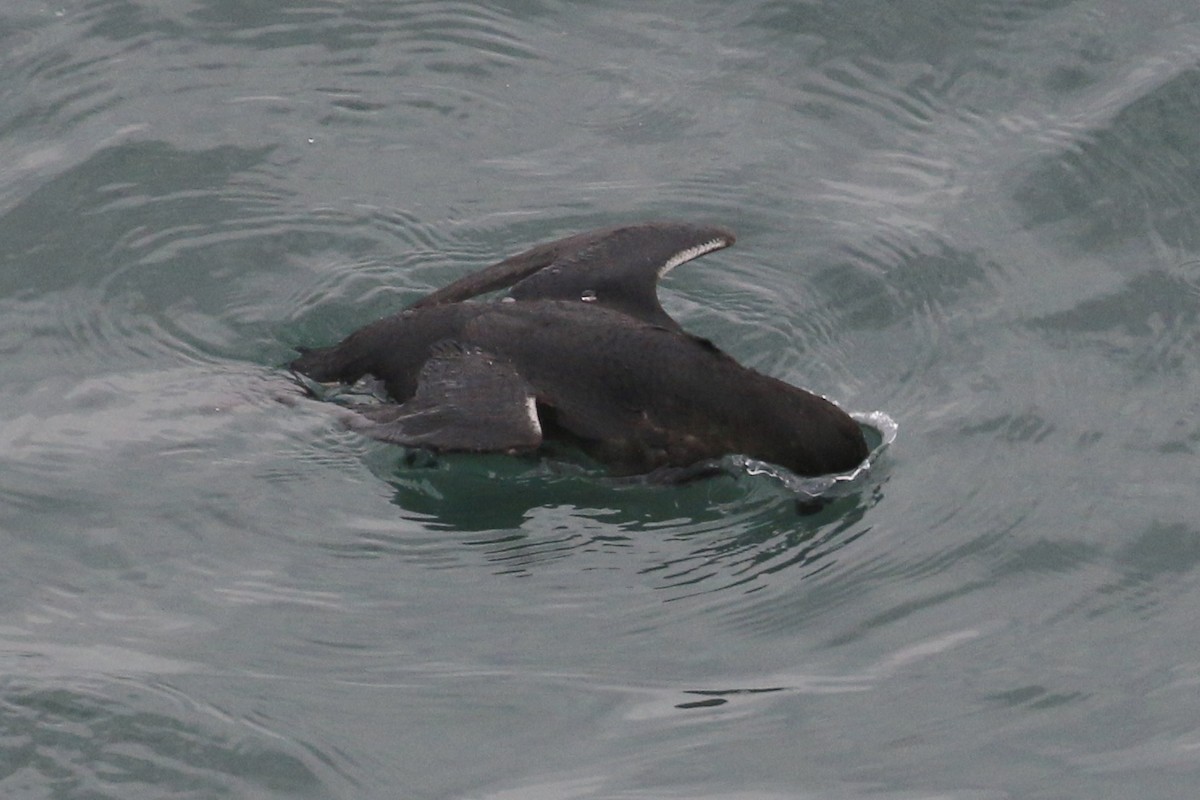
[3,1,1200,798]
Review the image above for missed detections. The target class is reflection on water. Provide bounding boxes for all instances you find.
[302,430,894,608]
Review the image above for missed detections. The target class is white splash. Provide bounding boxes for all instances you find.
[730,409,898,498]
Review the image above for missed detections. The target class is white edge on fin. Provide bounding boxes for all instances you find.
[658,237,732,277]
[524,396,543,437]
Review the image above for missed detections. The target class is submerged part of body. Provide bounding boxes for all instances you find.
[290,221,869,478]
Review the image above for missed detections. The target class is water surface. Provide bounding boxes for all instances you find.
[3,1,1200,798]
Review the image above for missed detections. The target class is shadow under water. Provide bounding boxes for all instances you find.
[377,408,897,530]
[303,410,898,601]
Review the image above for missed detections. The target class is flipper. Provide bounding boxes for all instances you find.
[348,341,542,452]
[410,222,735,328]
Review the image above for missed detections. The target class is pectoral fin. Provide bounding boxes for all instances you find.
[350,342,542,452]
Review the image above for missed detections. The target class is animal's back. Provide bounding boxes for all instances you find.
[466,302,867,476]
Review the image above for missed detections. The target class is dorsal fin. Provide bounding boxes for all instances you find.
[409,222,735,328]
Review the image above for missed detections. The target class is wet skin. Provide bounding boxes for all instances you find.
[291,222,869,478]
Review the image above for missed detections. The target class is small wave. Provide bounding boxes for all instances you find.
[729,409,898,499]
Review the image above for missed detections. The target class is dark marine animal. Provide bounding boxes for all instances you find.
[290,222,868,478]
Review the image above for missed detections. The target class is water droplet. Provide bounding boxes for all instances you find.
[580,289,598,302]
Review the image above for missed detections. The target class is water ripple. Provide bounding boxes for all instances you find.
[300,412,894,616]
[1015,63,1200,252]
[0,678,338,798]
[1028,266,1200,376]
[184,0,542,69]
